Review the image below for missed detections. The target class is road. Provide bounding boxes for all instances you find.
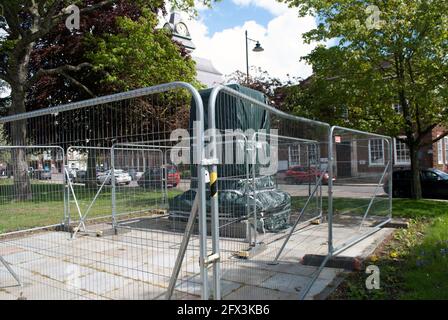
[17,175,386,199]
[177,180,386,199]
[277,183,387,199]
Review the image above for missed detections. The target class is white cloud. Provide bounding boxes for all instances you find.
[231,0,291,16]
[180,6,318,81]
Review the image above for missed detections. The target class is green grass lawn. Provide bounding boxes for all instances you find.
[0,180,182,233]
[329,198,448,300]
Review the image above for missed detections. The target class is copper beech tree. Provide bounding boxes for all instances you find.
[0,0,213,198]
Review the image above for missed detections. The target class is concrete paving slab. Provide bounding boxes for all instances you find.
[19,258,96,283]
[0,214,392,301]
[339,228,394,258]
[0,289,18,300]
[254,262,320,277]
[304,278,337,300]
[2,251,46,266]
[104,282,166,300]
[162,290,201,300]
[222,266,274,286]
[0,245,25,256]
[3,272,85,300]
[77,271,134,296]
[260,273,312,294]
[218,280,243,297]
[224,285,298,300]
[16,285,81,300]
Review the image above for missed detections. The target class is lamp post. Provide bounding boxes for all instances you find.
[245,30,264,82]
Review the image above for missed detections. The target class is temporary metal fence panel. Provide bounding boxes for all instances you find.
[0,81,394,301]
[110,144,166,227]
[66,146,114,237]
[206,85,332,300]
[297,126,393,299]
[0,146,67,234]
[328,127,393,256]
[0,82,211,300]
[0,145,72,298]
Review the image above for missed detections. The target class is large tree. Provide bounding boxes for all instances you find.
[282,0,448,199]
[0,0,213,198]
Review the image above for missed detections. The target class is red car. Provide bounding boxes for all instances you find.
[166,165,181,187]
[285,166,335,185]
[138,165,181,188]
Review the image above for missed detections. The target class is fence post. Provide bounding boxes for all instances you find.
[328,127,335,255]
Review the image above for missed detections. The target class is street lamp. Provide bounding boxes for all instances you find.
[245,30,264,82]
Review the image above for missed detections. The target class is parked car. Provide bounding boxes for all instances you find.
[384,168,448,199]
[284,165,335,185]
[31,169,52,180]
[74,170,87,184]
[166,165,181,187]
[127,168,144,181]
[138,165,180,189]
[97,169,132,186]
[138,168,163,189]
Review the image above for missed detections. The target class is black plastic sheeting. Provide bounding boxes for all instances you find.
[169,84,291,232]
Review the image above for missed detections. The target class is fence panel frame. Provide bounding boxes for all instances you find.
[0,82,210,300]
[0,82,396,301]
[328,125,393,256]
[298,125,393,300]
[207,85,331,300]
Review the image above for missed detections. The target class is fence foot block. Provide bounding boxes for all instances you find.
[302,254,364,271]
[236,243,267,260]
[382,219,409,229]
[100,227,131,237]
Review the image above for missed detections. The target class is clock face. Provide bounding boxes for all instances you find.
[175,22,189,37]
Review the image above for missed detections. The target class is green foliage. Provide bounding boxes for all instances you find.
[87,10,200,91]
[402,216,448,299]
[330,215,448,300]
[282,0,448,138]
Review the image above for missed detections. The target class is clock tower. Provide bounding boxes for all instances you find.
[163,12,196,52]
[162,12,223,87]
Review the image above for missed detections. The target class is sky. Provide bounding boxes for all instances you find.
[0,0,321,98]
[170,0,320,82]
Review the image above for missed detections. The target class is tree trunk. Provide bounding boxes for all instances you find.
[10,87,32,201]
[409,143,422,199]
[86,148,98,189]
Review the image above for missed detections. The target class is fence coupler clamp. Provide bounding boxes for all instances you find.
[201,253,220,268]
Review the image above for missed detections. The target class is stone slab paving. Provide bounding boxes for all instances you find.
[0,217,394,300]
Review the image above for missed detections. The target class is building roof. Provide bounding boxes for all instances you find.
[193,56,224,88]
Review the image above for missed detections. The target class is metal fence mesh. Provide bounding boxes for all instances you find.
[0,84,206,300]
[329,127,393,255]
[0,82,392,300]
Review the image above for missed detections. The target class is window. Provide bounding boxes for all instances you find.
[369,139,385,166]
[422,171,440,182]
[289,145,301,166]
[438,140,444,165]
[394,139,410,165]
[445,137,448,165]
[307,144,318,166]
